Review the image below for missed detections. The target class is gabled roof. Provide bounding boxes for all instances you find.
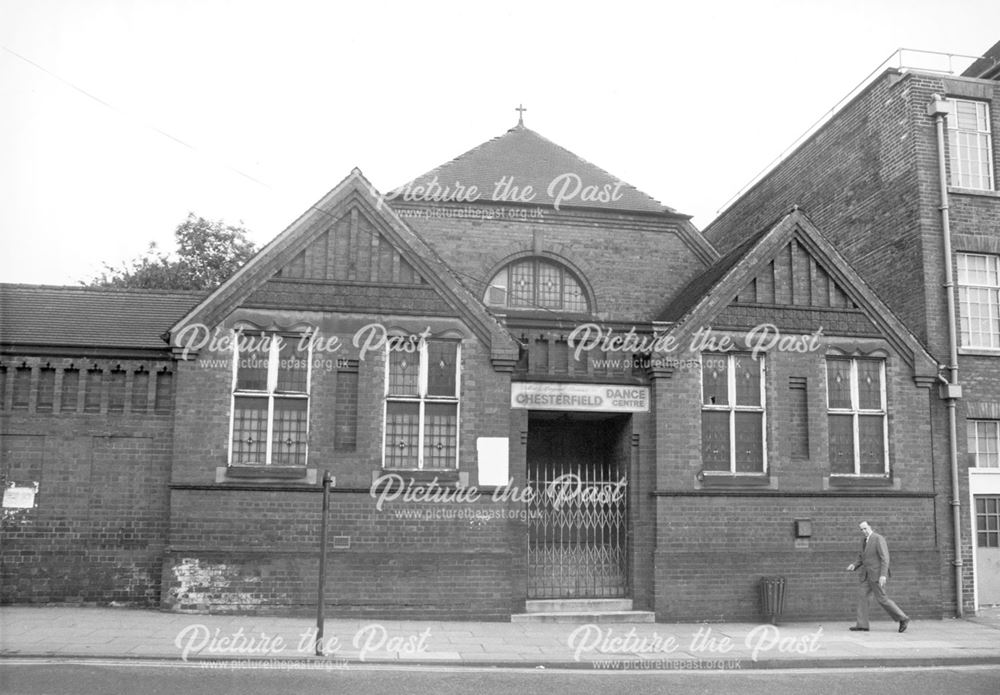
[398,124,683,216]
[0,284,202,350]
[658,209,939,375]
[657,221,774,324]
[169,169,519,362]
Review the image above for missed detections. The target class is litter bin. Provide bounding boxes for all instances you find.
[759,576,786,625]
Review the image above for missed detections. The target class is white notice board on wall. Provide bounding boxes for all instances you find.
[476,437,509,487]
[3,485,36,509]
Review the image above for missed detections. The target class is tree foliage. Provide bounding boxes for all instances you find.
[88,214,258,290]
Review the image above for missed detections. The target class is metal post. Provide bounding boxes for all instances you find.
[315,469,331,655]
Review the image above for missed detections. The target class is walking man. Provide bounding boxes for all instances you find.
[846,521,910,633]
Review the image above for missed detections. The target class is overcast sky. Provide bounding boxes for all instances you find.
[1,0,998,286]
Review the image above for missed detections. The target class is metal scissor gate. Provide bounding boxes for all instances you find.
[526,419,628,599]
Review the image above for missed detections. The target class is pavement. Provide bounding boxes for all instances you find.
[2,606,1000,670]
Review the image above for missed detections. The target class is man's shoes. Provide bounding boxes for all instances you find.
[849,626,869,631]
[898,619,909,633]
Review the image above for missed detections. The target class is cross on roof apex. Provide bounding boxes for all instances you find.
[515,104,526,127]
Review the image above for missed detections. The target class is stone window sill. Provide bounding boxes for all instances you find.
[374,469,469,486]
[959,347,1000,357]
[949,186,1000,199]
[215,466,316,484]
[827,475,894,488]
[699,473,771,488]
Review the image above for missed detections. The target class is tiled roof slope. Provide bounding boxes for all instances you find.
[399,124,681,215]
[0,284,203,350]
[656,223,772,322]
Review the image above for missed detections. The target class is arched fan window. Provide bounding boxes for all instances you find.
[484,258,590,313]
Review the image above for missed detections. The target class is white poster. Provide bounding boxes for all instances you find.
[3,485,37,509]
[476,437,509,487]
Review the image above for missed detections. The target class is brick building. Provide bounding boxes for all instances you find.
[705,43,1000,612]
[0,116,957,621]
[0,287,196,602]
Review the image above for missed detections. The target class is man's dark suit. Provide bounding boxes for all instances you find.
[852,531,908,629]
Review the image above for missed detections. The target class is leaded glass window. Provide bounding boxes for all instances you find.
[700,353,766,474]
[384,339,460,469]
[826,357,887,476]
[230,332,310,466]
[485,258,589,313]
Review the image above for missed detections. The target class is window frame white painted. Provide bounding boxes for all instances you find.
[699,352,768,475]
[969,419,1000,469]
[957,252,1000,350]
[946,97,995,191]
[826,357,889,477]
[381,338,462,470]
[228,332,312,466]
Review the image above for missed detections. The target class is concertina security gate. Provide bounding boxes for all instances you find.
[526,456,628,599]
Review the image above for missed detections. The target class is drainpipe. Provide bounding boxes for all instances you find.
[927,94,964,618]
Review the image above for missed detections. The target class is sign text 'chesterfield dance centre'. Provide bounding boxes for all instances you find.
[511,382,650,413]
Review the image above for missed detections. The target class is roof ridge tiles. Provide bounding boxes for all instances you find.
[0,282,207,297]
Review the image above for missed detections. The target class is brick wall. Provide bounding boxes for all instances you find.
[702,68,999,615]
[164,308,519,617]
[162,490,521,618]
[654,497,942,621]
[170,312,508,484]
[649,333,945,620]
[0,354,175,605]
[400,205,713,323]
[704,71,930,346]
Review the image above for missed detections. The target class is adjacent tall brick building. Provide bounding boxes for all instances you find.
[0,99,972,621]
[705,43,1000,612]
